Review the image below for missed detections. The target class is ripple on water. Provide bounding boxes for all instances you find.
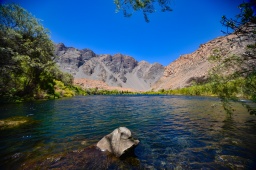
[0,95,256,169]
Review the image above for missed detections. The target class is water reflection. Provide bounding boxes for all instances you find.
[0,95,256,169]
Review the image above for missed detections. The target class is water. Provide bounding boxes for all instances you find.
[0,95,256,169]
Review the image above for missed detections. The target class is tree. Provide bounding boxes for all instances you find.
[0,4,56,101]
[208,1,256,114]
[114,0,172,22]
[218,1,255,100]
[221,0,256,34]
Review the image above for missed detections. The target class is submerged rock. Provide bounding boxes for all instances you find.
[0,116,33,130]
[22,145,141,170]
[97,127,139,157]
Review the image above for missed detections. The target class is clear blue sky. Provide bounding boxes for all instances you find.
[1,0,244,66]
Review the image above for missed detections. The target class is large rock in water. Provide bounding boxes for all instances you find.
[96,127,139,157]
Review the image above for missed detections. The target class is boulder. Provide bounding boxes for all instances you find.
[96,127,139,157]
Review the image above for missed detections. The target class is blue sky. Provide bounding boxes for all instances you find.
[1,0,244,66]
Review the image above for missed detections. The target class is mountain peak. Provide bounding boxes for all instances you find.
[54,45,164,91]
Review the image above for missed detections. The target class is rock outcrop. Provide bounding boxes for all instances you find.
[153,30,256,90]
[54,44,164,91]
[55,43,97,75]
[96,127,139,157]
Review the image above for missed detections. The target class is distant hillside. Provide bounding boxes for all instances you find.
[153,30,255,90]
[54,43,164,91]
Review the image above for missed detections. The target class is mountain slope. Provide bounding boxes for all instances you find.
[153,31,255,90]
[54,44,164,91]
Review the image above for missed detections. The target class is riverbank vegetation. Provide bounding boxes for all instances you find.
[154,76,255,100]
[0,4,77,103]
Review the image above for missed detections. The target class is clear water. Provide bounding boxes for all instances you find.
[0,95,256,169]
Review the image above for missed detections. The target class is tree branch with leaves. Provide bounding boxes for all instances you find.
[114,0,172,22]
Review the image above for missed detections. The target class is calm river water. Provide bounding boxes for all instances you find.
[0,95,256,169]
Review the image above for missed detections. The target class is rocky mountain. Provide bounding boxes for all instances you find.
[55,27,254,92]
[54,43,164,91]
[153,30,255,90]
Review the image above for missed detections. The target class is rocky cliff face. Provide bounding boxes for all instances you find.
[55,43,97,75]
[153,31,255,90]
[54,44,164,91]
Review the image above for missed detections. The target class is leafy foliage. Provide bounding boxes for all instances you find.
[160,78,246,98]
[188,1,256,114]
[0,4,74,102]
[221,0,256,34]
[53,80,75,98]
[208,49,256,101]
[114,0,172,22]
[83,88,138,95]
[208,1,256,103]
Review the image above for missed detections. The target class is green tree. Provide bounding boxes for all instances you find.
[114,0,172,22]
[221,1,256,34]
[0,4,56,101]
[208,1,256,114]
[210,1,256,100]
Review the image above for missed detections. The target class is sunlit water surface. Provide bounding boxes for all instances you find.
[1,95,256,169]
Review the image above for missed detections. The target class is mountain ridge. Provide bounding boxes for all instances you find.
[55,29,255,92]
[54,44,164,91]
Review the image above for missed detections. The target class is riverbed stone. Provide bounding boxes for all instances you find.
[0,116,33,130]
[96,127,139,157]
